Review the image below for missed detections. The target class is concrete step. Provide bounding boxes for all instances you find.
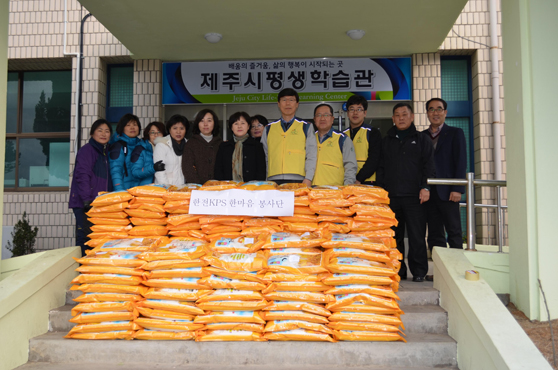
[65,281,439,306]
[16,363,459,370]
[28,332,457,368]
[50,303,447,334]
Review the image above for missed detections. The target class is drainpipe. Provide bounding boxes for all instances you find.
[489,0,502,180]
[77,13,93,150]
[63,0,81,156]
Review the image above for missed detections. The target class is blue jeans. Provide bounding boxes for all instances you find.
[72,207,92,256]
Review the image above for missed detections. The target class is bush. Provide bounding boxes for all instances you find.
[7,212,39,257]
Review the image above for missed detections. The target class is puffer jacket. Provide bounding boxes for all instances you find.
[69,138,113,208]
[130,139,156,185]
[153,135,185,186]
[182,134,222,185]
[109,133,141,191]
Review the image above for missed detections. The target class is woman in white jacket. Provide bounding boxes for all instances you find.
[153,114,189,185]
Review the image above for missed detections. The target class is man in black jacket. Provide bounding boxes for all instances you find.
[376,103,435,282]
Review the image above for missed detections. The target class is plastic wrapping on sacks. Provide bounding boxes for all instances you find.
[125,209,167,219]
[327,312,404,328]
[88,217,131,226]
[196,330,266,342]
[133,330,196,340]
[73,293,144,303]
[326,293,401,311]
[264,320,334,335]
[130,217,168,226]
[85,211,128,219]
[163,200,191,214]
[167,222,202,232]
[349,203,395,219]
[145,267,210,279]
[310,198,356,208]
[129,196,166,205]
[265,248,328,275]
[141,259,208,271]
[166,214,201,226]
[241,226,283,236]
[75,250,145,268]
[67,321,140,334]
[332,330,405,342]
[239,181,278,191]
[326,257,396,277]
[90,191,134,207]
[71,301,137,317]
[324,285,400,300]
[264,329,335,342]
[196,300,271,311]
[136,307,195,321]
[261,281,329,294]
[318,222,351,234]
[327,321,404,334]
[143,288,213,301]
[90,224,133,233]
[76,265,144,276]
[204,267,267,284]
[294,196,310,207]
[127,202,166,213]
[327,304,402,315]
[293,206,316,215]
[243,217,283,228]
[196,289,264,302]
[128,225,168,236]
[137,239,208,261]
[142,277,210,290]
[282,223,319,233]
[127,184,170,198]
[277,183,310,196]
[348,219,398,231]
[194,311,266,324]
[278,214,318,223]
[88,238,162,253]
[259,272,331,283]
[309,204,355,217]
[262,232,325,249]
[70,311,139,324]
[163,184,202,201]
[71,274,144,286]
[308,186,345,200]
[198,275,267,291]
[134,318,204,332]
[263,291,335,304]
[209,235,266,254]
[322,234,391,252]
[201,225,242,234]
[200,180,243,191]
[136,299,205,315]
[202,251,266,272]
[323,247,392,264]
[71,283,148,295]
[262,302,331,317]
[88,231,129,239]
[88,202,129,213]
[342,184,389,200]
[204,322,264,332]
[65,331,135,340]
[322,273,397,289]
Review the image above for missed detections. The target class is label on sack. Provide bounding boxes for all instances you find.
[189,189,294,216]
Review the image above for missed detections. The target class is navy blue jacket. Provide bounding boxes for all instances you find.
[422,123,467,201]
[130,139,156,185]
[69,138,113,208]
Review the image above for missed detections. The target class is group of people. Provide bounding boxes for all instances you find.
[69,88,467,283]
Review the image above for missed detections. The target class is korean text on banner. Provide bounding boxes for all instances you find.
[189,190,295,217]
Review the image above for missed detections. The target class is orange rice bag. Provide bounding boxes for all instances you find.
[323,248,392,264]
[73,292,143,303]
[137,239,208,261]
[310,198,356,208]
[196,300,270,311]
[282,223,319,233]
[134,317,204,332]
[293,206,316,215]
[350,203,395,219]
[328,321,403,334]
[142,288,212,302]
[332,330,405,342]
[127,184,169,198]
[241,226,283,236]
[145,267,210,279]
[278,182,310,196]
[90,224,132,232]
[91,191,133,207]
[133,330,196,341]
[88,217,130,226]
[71,274,144,286]
[136,307,195,321]
[326,293,401,311]
[262,281,329,294]
[326,257,396,277]
[167,222,201,231]
[128,225,167,236]
[202,251,266,272]
[327,311,403,328]
[75,250,144,268]
[130,217,168,226]
[325,285,399,300]
[201,225,242,234]
[279,214,318,223]
[204,323,264,333]
[198,275,267,291]
[294,196,310,206]
[204,267,267,284]
[309,204,355,217]
[243,217,283,227]
[127,202,165,213]
[163,200,191,214]
[136,299,205,315]
[65,331,135,340]
[259,272,331,283]
[262,302,331,317]
[200,180,242,191]
[347,219,397,231]
[263,291,335,304]
[67,321,140,334]
[166,214,201,226]
[265,320,333,335]
[342,184,389,199]
[89,238,161,253]
[209,235,266,254]
[262,232,325,249]
[194,311,266,324]
[129,196,166,205]
[264,329,335,342]
[142,277,209,290]
[141,259,208,271]
[88,231,129,239]
[196,330,266,342]
[322,234,391,252]
[88,202,129,213]
[196,289,264,302]
[76,265,143,276]
[239,181,278,191]
[199,215,247,224]
[163,184,202,201]
[70,310,138,324]
[85,211,128,219]
[71,283,148,295]
[322,273,396,287]
[71,301,137,316]
[309,186,345,200]
[125,209,166,218]
[265,248,328,275]
[318,222,351,234]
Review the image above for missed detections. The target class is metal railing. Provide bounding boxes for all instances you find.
[427,172,508,252]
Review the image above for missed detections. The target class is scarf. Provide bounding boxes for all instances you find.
[232,134,249,182]
[172,138,185,156]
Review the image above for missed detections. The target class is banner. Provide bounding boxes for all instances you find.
[163,57,411,104]
[189,189,294,217]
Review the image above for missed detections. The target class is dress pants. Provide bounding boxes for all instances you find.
[73,207,92,257]
[424,186,463,250]
[390,196,429,279]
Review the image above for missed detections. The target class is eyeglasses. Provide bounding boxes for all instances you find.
[315,114,333,118]
[428,108,445,113]
[149,131,162,136]
[251,124,263,129]
[348,108,365,113]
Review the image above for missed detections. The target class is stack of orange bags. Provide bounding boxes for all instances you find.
[65,237,161,339]
[86,191,134,249]
[258,232,336,342]
[195,237,270,342]
[125,185,170,239]
[133,236,211,340]
[164,184,203,239]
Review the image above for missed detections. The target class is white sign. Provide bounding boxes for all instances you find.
[189,189,294,217]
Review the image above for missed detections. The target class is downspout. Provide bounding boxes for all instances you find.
[63,0,81,156]
[77,13,93,150]
[489,0,503,180]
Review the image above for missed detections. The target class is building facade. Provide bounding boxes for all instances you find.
[3,0,506,252]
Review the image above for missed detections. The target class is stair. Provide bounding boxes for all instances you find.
[15,280,457,370]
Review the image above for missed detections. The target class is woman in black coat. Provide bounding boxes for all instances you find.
[214,111,266,181]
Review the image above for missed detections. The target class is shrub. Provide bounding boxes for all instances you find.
[7,212,39,257]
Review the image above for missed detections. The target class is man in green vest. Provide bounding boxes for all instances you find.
[261,88,317,185]
[343,95,382,184]
[312,104,357,186]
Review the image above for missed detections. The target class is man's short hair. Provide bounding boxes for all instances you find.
[392,102,414,114]
[314,103,334,116]
[426,98,448,111]
[277,88,299,103]
[346,95,368,111]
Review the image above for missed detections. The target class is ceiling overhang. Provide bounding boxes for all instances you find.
[79,0,467,61]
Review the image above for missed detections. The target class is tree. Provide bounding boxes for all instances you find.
[7,212,39,257]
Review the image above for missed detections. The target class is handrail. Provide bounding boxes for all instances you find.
[427,172,507,252]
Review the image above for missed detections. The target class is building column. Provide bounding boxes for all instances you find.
[0,0,9,264]
[133,59,163,125]
[502,0,558,320]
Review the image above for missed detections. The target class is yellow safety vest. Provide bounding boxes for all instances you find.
[312,131,345,186]
[267,120,307,177]
[344,126,376,182]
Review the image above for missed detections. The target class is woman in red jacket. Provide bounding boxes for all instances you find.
[182,109,222,184]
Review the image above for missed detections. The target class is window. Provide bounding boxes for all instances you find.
[5,71,72,190]
[106,64,133,124]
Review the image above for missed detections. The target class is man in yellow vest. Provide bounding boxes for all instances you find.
[261,88,317,185]
[312,104,357,186]
[342,95,382,184]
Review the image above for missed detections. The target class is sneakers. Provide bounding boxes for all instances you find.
[412,276,425,282]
